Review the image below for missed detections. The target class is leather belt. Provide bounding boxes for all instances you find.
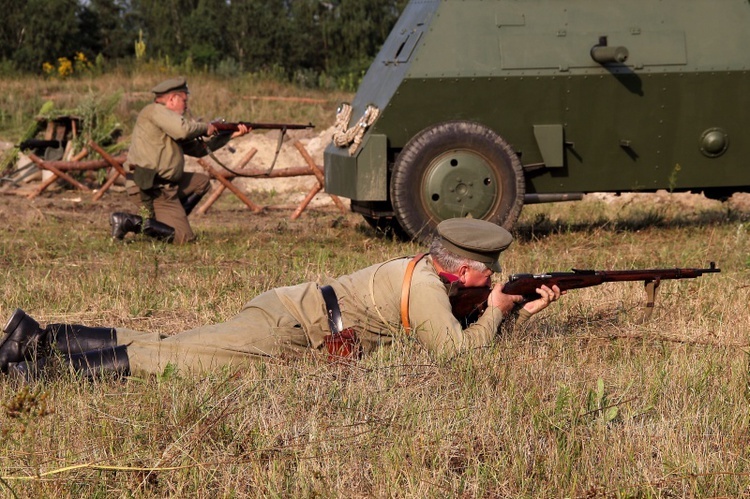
[126,167,171,185]
[320,285,343,335]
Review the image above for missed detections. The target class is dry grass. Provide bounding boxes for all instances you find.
[0,72,350,142]
[0,190,748,497]
[1,69,750,497]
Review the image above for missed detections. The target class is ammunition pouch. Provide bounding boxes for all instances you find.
[324,328,361,361]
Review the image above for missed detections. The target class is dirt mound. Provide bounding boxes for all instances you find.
[586,190,750,213]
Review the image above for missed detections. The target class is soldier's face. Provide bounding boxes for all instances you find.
[166,92,189,115]
[460,265,493,288]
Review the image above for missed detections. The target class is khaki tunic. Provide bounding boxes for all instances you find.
[124,102,208,181]
[117,256,508,374]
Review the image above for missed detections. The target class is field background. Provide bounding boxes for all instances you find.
[1,75,750,497]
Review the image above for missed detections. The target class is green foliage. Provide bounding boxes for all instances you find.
[585,377,619,423]
[10,0,81,72]
[73,91,125,154]
[0,101,52,173]
[0,0,408,89]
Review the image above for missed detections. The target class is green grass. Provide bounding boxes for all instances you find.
[0,191,748,496]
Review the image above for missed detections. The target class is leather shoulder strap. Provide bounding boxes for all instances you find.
[400,253,427,335]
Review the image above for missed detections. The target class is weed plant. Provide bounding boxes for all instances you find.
[0,72,350,142]
[0,192,748,496]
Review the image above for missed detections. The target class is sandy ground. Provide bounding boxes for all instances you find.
[0,125,345,210]
[2,129,750,225]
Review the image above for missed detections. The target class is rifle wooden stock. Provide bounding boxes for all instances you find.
[449,286,492,323]
[501,262,720,299]
[211,121,314,133]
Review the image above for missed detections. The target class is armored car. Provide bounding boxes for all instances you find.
[324,0,750,240]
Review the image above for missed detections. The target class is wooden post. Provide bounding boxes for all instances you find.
[197,148,258,215]
[27,153,90,193]
[26,149,89,200]
[291,184,323,220]
[88,141,128,201]
[293,141,347,213]
[87,141,127,176]
[197,158,264,213]
[93,167,122,201]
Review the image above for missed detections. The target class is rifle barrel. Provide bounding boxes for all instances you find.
[502,263,720,297]
[213,121,314,131]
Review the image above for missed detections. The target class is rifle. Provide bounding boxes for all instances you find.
[450,263,720,325]
[210,120,314,134]
[207,120,315,174]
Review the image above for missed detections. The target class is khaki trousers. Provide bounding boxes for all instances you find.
[116,290,313,375]
[129,172,210,244]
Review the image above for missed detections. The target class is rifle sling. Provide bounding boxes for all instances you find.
[267,127,286,174]
[400,253,427,335]
[640,279,660,324]
[199,127,287,177]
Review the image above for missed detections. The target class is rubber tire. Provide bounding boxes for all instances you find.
[390,120,525,242]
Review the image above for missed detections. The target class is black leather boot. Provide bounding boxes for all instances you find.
[110,212,143,240]
[45,323,118,356]
[7,345,130,381]
[143,218,175,242]
[181,193,205,216]
[0,309,46,373]
[68,345,131,379]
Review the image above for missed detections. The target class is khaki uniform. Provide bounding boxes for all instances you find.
[117,256,510,374]
[124,103,229,243]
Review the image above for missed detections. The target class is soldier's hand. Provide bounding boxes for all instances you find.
[487,283,525,316]
[231,124,251,139]
[522,285,563,315]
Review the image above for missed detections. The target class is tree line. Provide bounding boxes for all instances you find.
[0,0,409,87]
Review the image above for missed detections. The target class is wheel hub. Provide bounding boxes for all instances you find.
[422,150,500,219]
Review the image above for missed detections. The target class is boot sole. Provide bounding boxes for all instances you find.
[0,309,27,369]
[109,214,126,240]
[3,308,25,336]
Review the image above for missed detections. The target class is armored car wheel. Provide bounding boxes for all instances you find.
[390,121,525,242]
